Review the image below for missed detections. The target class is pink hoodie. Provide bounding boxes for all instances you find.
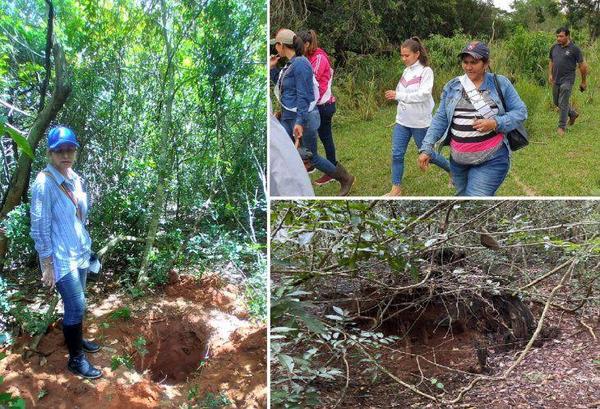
[307,48,335,104]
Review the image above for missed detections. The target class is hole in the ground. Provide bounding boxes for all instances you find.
[134,318,209,383]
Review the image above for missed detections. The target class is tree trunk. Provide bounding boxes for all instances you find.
[137,0,176,286]
[0,42,71,271]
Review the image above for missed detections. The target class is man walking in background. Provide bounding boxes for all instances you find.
[549,27,588,136]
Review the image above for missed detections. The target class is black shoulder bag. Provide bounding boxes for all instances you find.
[493,74,529,151]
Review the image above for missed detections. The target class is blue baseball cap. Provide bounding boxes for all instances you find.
[47,126,79,150]
[459,41,490,60]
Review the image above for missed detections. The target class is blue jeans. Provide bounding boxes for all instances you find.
[281,110,336,175]
[318,102,337,166]
[450,144,510,196]
[56,268,88,325]
[392,124,450,185]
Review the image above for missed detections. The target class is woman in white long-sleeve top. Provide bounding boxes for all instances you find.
[30,126,102,379]
[384,37,450,196]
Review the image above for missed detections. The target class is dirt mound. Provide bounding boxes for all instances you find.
[0,274,266,408]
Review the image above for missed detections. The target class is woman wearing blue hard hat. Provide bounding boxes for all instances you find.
[29,126,102,379]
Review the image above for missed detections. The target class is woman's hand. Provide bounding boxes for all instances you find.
[270,55,280,69]
[41,257,55,289]
[417,153,431,171]
[384,90,397,100]
[473,118,497,133]
[293,124,304,140]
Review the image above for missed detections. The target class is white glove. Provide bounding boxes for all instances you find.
[40,257,55,289]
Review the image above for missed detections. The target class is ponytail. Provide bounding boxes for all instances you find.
[292,35,304,57]
[297,29,319,56]
[401,36,430,66]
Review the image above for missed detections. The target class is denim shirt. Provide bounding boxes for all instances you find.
[420,72,528,157]
[30,164,91,282]
[270,56,316,127]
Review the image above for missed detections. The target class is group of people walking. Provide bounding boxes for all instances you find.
[269,28,354,196]
[270,26,588,197]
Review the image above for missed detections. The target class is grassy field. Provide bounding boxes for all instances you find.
[311,42,600,197]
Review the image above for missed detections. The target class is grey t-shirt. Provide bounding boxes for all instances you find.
[549,41,583,85]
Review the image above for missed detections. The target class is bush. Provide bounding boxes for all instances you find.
[426,33,471,75]
[502,27,555,85]
[1,203,35,268]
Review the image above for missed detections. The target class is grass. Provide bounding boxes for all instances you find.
[311,52,600,197]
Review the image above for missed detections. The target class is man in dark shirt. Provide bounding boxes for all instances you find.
[549,27,588,136]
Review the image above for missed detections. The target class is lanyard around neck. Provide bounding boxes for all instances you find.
[43,171,83,222]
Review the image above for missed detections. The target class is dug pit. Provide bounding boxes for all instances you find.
[0,274,267,408]
[133,318,209,383]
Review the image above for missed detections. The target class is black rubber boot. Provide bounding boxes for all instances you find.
[82,338,101,353]
[63,323,102,379]
[329,162,355,196]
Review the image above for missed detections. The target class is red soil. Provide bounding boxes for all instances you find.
[0,274,267,408]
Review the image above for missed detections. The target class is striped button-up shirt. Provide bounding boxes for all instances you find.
[30,164,91,282]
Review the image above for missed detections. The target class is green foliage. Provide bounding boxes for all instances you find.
[10,296,57,336]
[0,121,33,158]
[0,277,14,332]
[503,27,555,85]
[109,307,132,321]
[0,352,26,408]
[184,386,232,409]
[426,33,471,75]
[133,336,148,357]
[110,354,134,371]
[1,0,266,321]
[1,204,35,268]
[198,391,232,409]
[271,282,399,408]
[271,0,503,61]
[185,227,267,319]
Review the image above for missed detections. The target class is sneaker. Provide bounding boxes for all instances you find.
[68,354,102,379]
[307,167,316,174]
[314,174,334,186]
[568,112,579,126]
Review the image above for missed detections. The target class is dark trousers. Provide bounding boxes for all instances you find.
[552,82,577,129]
[317,102,337,166]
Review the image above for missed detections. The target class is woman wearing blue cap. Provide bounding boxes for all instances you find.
[30,126,102,379]
[417,41,527,196]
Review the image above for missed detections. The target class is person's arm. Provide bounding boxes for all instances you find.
[396,67,434,103]
[270,66,281,85]
[579,61,588,82]
[548,45,554,84]
[294,61,313,128]
[313,54,331,101]
[419,82,452,157]
[494,76,528,134]
[30,175,55,287]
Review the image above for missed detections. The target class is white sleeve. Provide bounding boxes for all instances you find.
[269,115,314,197]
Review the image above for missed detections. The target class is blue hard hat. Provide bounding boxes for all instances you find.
[47,126,79,150]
